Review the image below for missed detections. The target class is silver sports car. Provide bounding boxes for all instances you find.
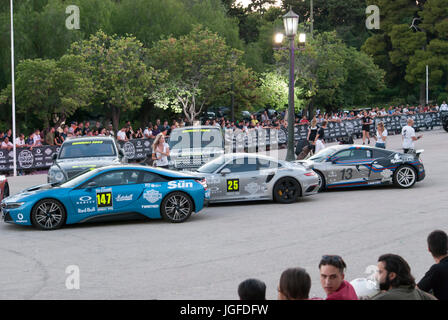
[294,145,425,191]
[191,153,319,204]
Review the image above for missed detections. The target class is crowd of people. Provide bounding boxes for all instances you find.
[237,229,448,300]
[0,101,446,152]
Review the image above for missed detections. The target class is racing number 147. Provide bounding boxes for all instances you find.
[96,192,111,207]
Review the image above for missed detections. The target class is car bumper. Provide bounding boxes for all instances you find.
[300,174,320,196]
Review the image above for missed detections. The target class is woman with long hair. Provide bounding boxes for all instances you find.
[152,133,170,168]
[374,121,388,149]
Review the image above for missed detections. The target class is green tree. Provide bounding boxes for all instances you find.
[70,30,158,133]
[0,54,94,129]
[149,26,244,123]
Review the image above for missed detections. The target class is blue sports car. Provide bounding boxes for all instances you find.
[1,165,209,230]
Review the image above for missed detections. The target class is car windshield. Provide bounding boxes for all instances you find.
[308,147,339,162]
[59,168,100,188]
[169,128,223,149]
[59,140,116,159]
[196,156,228,173]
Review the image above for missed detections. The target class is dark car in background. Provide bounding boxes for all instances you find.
[47,136,127,184]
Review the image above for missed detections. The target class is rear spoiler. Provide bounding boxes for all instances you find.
[415,149,424,158]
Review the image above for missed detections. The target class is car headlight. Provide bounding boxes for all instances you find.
[49,168,65,182]
[3,202,24,209]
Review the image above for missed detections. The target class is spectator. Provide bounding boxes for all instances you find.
[54,130,63,146]
[32,129,42,147]
[278,268,312,300]
[440,101,448,112]
[5,129,12,141]
[361,110,373,145]
[374,121,387,149]
[144,125,154,139]
[78,122,84,134]
[61,126,68,142]
[1,137,13,150]
[15,133,27,148]
[152,133,170,169]
[133,128,143,139]
[45,127,55,146]
[107,123,114,137]
[299,116,309,125]
[238,279,266,300]
[117,126,128,142]
[319,255,358,300]
[82,121,90,135]
[314,120,327,154]
[152,124,160,136]
[372,254,436,300]
[417,230,448,300]
[94,121,102,132]
[401,118,422,153]
[307,118,318,155]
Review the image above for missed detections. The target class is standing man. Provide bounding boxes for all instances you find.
[417,230,448,300]
[372,254,436,300]
[401,118,422,153]
[314,120,327,154]
[319,255,358,300]
[440,101,448,112]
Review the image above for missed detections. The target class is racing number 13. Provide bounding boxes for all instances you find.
[341,168,353,180]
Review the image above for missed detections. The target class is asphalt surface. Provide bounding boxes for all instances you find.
[1,128,447,300]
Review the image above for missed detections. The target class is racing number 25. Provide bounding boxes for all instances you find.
[96,192,112,207]
[227,179,239,192]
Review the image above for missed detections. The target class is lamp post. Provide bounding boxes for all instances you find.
[10,0,17,176]
[283,8,299,161]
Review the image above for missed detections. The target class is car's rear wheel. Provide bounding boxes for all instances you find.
[393,165,417,188]
[31,199,66,230]
[315,170,326,192]
[161,192,193,223]
[273,177,301,204]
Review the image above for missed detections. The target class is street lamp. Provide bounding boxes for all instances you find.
[283,7,299,161]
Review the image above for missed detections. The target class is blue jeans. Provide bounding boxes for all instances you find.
[375,142,385,149]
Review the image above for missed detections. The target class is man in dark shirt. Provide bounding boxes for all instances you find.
[417,230,448,300]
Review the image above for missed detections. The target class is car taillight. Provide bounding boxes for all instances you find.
[304,172,316,176]
[196,178,208,190]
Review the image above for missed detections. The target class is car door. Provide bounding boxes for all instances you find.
[215,156,259,201]
[70,169,143,216]
[138,171,169,218]
[328,148,372,187]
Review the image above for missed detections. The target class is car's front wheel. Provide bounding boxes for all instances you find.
[31,199,66,230]
[161,192,193,223]
[393,165,417,188]
[273,177,301,204]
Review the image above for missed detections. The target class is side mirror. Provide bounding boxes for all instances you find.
[118,149,124,157]
[220,168,231,176]
[86,181,97,188]
[52,153,58,161]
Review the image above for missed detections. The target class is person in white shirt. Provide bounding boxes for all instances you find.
[117,127,127,141]
[440,101,448,112]
[143,126,154,139]
[374,122,388,149]
[401,119,422,153]
[152,133,170,168]
[1,137,13,150]
[15,134,27,147]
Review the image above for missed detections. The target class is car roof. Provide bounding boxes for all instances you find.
[171,126,221,131]
[63,136,116,143]
[220,153,278,162]
[89,164,198,178]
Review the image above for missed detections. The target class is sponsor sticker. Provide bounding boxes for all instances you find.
[167,181,193,189]
[143,189,162,203]
[115,194,133,202]
[16,213,28,223]
[71,141,104,145]
[78,207,96,214]
[141,205,159,209]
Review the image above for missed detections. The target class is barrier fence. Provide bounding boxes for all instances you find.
[0,112,442,173]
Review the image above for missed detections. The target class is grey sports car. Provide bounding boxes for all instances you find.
[294,145,425,191]
[190,153,319,204]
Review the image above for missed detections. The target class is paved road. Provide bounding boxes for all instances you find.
[1,129,447,299]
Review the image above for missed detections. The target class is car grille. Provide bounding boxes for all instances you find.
[66,169,88,180]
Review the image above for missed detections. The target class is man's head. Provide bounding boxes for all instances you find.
[321,120,328,128]
[238,279,266,300]
[407,118,414,126]
[319,255,346,295]
[427,230,448,259]
[278,268,311,300]
[377,254,415,291]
